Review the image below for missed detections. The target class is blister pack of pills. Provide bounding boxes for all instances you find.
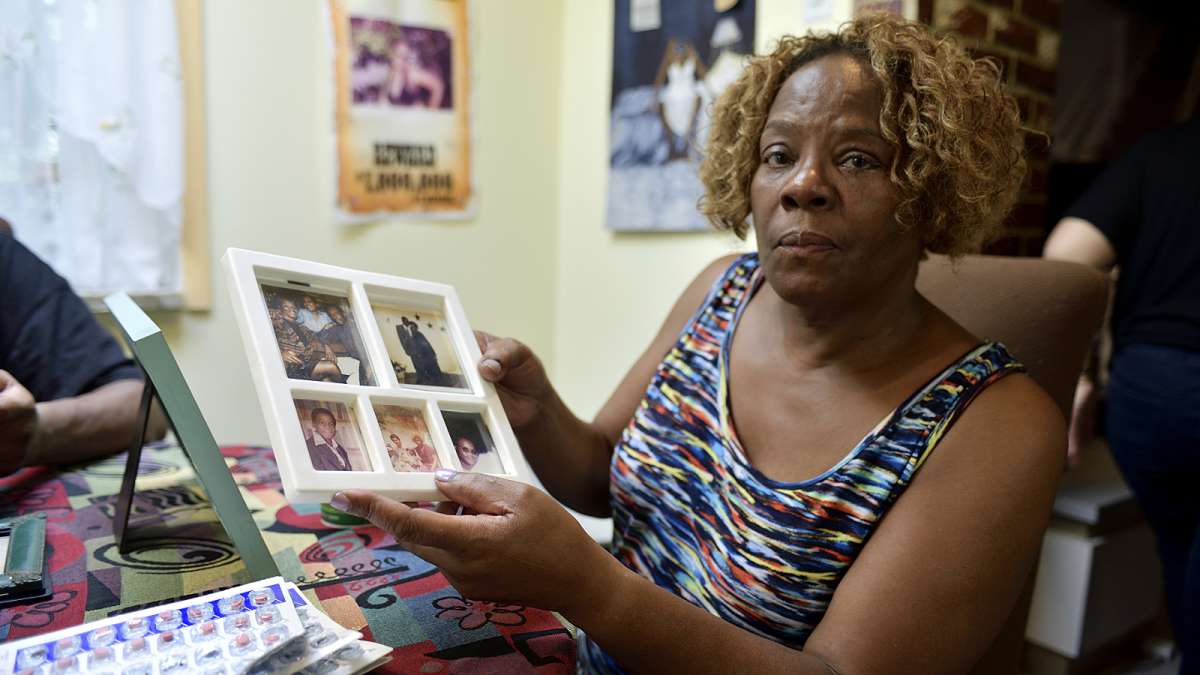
[0,578,391,675]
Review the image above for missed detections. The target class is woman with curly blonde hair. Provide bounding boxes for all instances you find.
[335,13,1063,675]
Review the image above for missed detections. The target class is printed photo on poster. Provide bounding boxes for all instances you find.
[330,0,473,220]
[442,410,503,474]
[349,18,453,110]
[372,302,468,390]
[375,404,440,472]
[608,0,756,231]
[262,285,375,386]
[294,398,372,472]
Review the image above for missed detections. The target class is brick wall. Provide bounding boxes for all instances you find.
[919,0,1061,256]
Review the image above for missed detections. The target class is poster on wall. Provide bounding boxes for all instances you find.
[607,0,756,232]
[329,0,473,222]
[852,0,906,18]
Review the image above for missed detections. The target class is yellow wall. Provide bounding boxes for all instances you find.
[156,0,564,445]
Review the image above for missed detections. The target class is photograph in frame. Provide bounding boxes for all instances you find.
[371,302,468,390]
[375,404,440,472]
[349,18,454,110]
[441,410,503,474]
[224,247,535,502]
[294,398,372,472]
[261,284,376,386]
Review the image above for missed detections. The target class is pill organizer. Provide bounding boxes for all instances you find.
[0,578,390,675]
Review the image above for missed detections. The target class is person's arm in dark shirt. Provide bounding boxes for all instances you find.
[1045,134,1150,270]
[1044,217,1116,270]
[0,235,165,474]
[1,371,156,474]
[1043,138,1148,466]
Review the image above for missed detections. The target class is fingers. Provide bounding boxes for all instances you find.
[434,470,529,515]
[335,490,465,550]
[398,540,455,570]
[0,371,29,406]
[475,336,532,383]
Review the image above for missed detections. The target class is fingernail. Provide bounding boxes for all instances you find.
[330,492,352,512]
[435,469,456,482]
[480,359,500,374]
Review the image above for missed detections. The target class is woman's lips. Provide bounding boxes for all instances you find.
[777,230,838,252]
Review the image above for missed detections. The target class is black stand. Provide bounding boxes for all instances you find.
[112,376,159,553]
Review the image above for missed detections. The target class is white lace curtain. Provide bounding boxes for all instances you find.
[0,0,183,299]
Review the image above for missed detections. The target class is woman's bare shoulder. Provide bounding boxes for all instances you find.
[934,370,1066,476]
[663,253,746,329]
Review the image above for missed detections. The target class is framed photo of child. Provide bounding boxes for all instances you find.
[223,248,530,503]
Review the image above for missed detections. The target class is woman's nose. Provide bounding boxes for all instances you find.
[780,161,835,212]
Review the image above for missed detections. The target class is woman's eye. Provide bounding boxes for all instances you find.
[763,149,791,166]
[842,153,875,170]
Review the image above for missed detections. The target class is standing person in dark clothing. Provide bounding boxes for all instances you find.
[398,316,447,386]
[0,224,164,475]
[1045,119,1200,673]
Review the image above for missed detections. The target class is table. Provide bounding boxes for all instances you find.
[0,442,576,673]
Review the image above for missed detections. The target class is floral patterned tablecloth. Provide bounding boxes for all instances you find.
[0,443,575,674]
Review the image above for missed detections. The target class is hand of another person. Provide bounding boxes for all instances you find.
[334,472,616,614]
[1067,376,1100,468]
[0,370,38,475]
[281,349,303,365]
[474,332,552,429]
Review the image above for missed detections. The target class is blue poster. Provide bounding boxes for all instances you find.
[607,0,757,232]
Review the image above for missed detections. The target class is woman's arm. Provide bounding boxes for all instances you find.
[337,367,1063,674]
[799,373,1064,674]
[553,376,1064,675]
[478,255,738,516]
[336,474,839,675]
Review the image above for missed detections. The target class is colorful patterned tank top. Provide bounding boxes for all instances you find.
[578,254,1024,673]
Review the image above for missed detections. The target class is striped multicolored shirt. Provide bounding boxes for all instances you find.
[578,254,1023,673]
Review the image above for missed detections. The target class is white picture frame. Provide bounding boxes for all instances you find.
[221,247,530,503]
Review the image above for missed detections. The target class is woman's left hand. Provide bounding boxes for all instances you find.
[332,471,616,615]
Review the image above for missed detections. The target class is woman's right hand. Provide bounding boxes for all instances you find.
[474,332,552,429]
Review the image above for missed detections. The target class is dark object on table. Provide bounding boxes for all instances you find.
[0,512,49,608]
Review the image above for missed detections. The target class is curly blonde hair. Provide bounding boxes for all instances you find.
[698,14,1026,256]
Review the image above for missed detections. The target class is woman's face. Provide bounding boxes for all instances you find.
[455,438,478,469]
[750,53,922,308]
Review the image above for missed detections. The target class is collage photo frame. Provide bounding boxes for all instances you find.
[222,248,529,503]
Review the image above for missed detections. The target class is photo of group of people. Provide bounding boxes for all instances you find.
[373,303,467,390]
[263,285,375,386]
[294,398,371,472]
[442,410,503,474]
[375,404,440,472]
